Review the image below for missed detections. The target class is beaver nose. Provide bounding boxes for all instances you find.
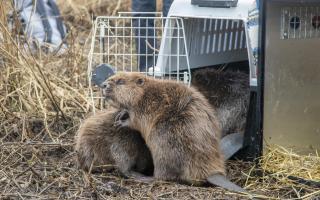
[102,82,110,89]
[102,82,114,95]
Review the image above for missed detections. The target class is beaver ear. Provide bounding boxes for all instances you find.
[136,78,145,86]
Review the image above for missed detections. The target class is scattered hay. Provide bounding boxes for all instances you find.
[262,146,320,183]
[0,1,319,199]
[241,146,320,199]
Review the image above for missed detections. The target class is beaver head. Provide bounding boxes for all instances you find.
[102,72,146,108]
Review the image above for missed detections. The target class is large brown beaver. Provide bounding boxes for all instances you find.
[102,72,225,184]
[74,106,154,177]
[191,68,250,136]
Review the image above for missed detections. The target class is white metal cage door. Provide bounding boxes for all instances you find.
[87,13,191,111]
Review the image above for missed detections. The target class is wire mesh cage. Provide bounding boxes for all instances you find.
[87,12,191,110]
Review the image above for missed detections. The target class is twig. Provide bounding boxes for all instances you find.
[0,142,74,147]
[38,180,58,195]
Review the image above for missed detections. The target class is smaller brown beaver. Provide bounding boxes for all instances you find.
[102,72,225,184]
[192,68,250,136]
[74,107,154,177]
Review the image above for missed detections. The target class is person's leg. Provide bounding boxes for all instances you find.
[162,0,173,17]
[132,0,157,72]
[132,0,156,13]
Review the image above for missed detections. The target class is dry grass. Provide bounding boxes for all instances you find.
[0,0,319,199]
[246,147,320,199]
[262,146,320,183]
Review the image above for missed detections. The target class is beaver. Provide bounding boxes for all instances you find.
[191,68,250,136]
[102,72,225,184]
[74,106,154,178]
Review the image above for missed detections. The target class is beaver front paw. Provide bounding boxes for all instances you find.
[114,110,130,128]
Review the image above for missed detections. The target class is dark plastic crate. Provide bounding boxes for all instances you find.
[191,0,238,8]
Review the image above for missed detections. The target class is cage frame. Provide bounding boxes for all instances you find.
[87,13,192,113]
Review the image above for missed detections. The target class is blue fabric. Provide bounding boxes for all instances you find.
[162,0,173,17]
[132,0,173,72]
[13,0,67,53]
[131,0,173,18]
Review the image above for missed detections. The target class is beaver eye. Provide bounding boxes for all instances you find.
[116,78,125,85]
[136,78,144,85]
